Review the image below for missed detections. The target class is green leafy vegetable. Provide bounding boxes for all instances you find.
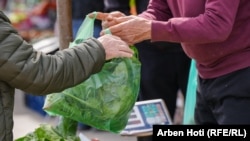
[15,124,80,141]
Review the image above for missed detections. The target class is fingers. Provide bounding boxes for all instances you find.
[113,45,134,59]
[102,19,117,29]
[119,45,134,55]
[118,50,134,58]
[100,16,151,46]
[101,11,126,29]
[88,12,109,21]
[100,22,125,36]
[100,26,133,45]
[115,15,136,23]
[100,16,136,35]
[108,11,126,18]
[114,40,134,58]
[97,34,134,60]
[88,11,125,21]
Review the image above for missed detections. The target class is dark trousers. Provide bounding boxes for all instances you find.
[135,41,191,141]
[136,41,191,118]
[195,66,250,124]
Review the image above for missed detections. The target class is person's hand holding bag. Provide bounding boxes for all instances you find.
[97,34,134,60]
[88,11,126,29]
[89,11,152,45]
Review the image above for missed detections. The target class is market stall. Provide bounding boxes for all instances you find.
[3,0,56,42]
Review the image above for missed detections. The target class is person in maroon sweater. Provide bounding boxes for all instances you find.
[93,0,250,124]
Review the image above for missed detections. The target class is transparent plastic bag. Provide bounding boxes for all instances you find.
[43,13,141,133]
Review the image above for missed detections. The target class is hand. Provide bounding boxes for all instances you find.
[97,34,134,60]
[89,12,152,45]
[88,11,126,29]
[103,16,152,45]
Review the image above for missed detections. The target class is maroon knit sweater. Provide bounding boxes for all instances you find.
[139,0,250,79]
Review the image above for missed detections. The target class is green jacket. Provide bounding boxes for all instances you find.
[0,11,105,141]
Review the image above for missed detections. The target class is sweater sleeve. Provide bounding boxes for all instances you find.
[140,0,240,44]
[0,13,105,95]
[138,0,172,21]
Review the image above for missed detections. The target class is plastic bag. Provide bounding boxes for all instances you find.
[43,13,141,133]
[183,59,197,124]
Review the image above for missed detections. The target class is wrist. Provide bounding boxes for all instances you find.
[144,20,152,40]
